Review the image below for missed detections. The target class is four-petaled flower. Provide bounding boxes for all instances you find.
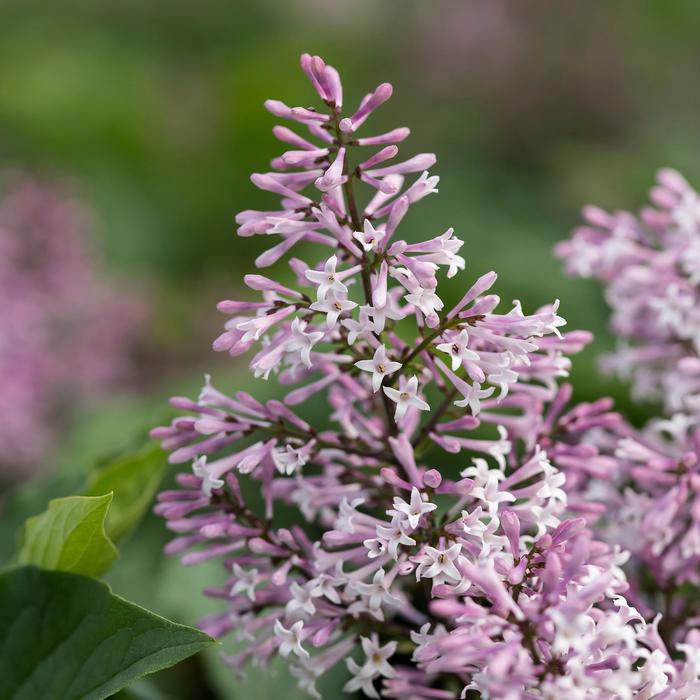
[310,294,357,328]
[436,329,479,371]
[390,487,437,530]
[272,441,314,475]
[375,519,417,558]
[192,456,223,497]
[353,568,402,613]
[355,344,402,393]
[343,635,397,699]
[285,581,317,619]
[416,543,462,584]
[305,254,349,300]
[285,317,324,368]
[353,219,381,252]
[383,375,430,420]
[230,564,258,601]
[274,619,310,659]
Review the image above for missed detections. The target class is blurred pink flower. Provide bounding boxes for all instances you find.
[0,175,146,481]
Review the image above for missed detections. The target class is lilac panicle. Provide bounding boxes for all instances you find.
[152,57,700,698]
[555,169,700,413]
[556,171,700,648]
[0,175,145,480]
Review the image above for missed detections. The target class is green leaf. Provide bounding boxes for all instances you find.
[0,566,215,700]
[18,493,118,577]
[84,444,167,543]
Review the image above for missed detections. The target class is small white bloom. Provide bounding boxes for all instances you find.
[461,457,495,484]
[353,568,402,612]
[285,317,324,368]
[363,537,388,559]
[289,664,322,700]
[230,564,258,601]
[305,254,348,300]
[459,506,501,557]
[308,572,345,604]
[192,456,223,497]
[274,619,310,659]
[343,664,380,699]
[453,381,495,416]
[383,375,430,420]
[416,543,462,584]
[343,635,397,698]
[436,329,479,371]
[410,623,433,647]
[436,229,466,278]
[549,608,595,655]
[390,486,437,530]
[471,470,515,516]
[335,497,365,533]
[353,219,381,252]
[486,364,519,401]
[365,296,406,333]
[285,581,317,619]
[375,518,417,558]
[342,307,376,344]
[638,649,673,694]
[355,344,402,393]
[405,286,444,317]
[272,441,314,476]
[310,293,357,328]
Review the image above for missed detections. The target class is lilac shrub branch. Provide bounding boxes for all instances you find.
[152,56,700,698]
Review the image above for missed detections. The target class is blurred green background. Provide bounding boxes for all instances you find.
[1,1,699,697]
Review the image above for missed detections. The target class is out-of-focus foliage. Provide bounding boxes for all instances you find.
[18,493,117,577]
[1,0,699,697]
[84,445,167,543]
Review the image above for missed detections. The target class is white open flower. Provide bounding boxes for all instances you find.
[355,344,402,393]
[272,440,315,476]
[415,543,462,584]
[375,517,417,558]
[352,567,402,613]
[285,317,324,368]
[310,293,357,328]
[436,329,479,371]
[285,581,317,619]
[383,375,430,420]
[192,456,223,497]
[274,619,310,659]
[342,306,376,344]
[305,254,348,300]
[353,219,381,252]
[405,286,444,317]
[343,634,397,698]
[390,487,437,530]
[230,564,258,601]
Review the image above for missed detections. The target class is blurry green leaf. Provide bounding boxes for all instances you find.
[18,493,117,577]
[112,677,178,700]
[0,566,215,700]
[0,472,84,567]
[84,444,167,542]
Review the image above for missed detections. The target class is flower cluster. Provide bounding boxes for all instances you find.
[153,56,700,698]
[556,171,700,647]
[0,176,145,480]
[555,169,700,413]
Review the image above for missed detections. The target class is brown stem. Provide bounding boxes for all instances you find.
[332,114,398,439]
